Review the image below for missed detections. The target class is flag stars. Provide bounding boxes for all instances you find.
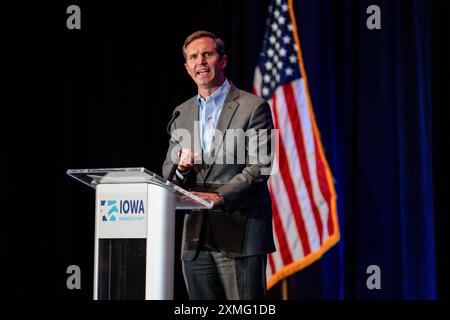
[257,1,300,96]
[289,54,297,64]
[285,67,294,76]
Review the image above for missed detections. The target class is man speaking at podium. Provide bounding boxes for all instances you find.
[163,31,275,300]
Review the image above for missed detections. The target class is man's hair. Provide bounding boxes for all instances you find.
[182,30,226,60]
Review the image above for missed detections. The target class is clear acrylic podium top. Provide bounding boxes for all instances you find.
[66,167,213,210]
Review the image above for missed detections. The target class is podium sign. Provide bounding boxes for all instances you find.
[97,183,147,238]
[67,167,212,300]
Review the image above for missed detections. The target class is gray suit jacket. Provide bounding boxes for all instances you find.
[162,84,276,260]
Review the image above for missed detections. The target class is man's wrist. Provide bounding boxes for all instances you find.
[175,167,191,180]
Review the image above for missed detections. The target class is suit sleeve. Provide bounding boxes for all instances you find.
[216,101,274,209]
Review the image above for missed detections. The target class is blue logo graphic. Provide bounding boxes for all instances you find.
[100,199,145,222]
[100,200,118,222]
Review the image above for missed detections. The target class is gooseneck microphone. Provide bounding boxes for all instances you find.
[166,111,181,181]
[166,111,180,135]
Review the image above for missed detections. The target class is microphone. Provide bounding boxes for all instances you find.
[166,111,181,181]
[166,110,180,135]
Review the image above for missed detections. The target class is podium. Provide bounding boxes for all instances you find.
[66,167,213,300]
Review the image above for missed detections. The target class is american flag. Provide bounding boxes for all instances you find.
[253,0,340,289]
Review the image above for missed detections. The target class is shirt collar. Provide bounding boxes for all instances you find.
[197,79,231,108]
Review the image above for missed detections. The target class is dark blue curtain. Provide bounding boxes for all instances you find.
[273,0,436,299]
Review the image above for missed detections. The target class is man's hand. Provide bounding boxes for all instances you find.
[191,192,224,208]
[177,148,199,172]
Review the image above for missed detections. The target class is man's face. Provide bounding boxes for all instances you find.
[184,37,227,90]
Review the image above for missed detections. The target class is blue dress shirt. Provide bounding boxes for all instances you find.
[197,79,231,153]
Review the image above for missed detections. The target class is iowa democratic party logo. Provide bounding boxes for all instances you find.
[100,199,145,222]
[100,200,118,222]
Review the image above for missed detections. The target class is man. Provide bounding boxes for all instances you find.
[162,31,275,300]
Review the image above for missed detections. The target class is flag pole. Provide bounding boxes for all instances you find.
[281,278,289,300]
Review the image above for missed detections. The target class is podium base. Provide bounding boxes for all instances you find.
[97,239,146,300]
